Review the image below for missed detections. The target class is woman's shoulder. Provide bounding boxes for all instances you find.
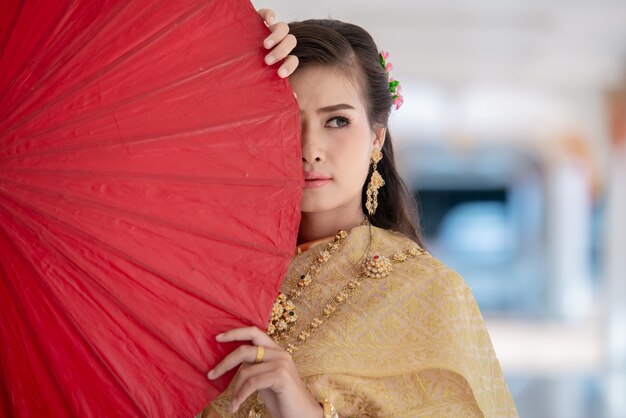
[370,226,469,291]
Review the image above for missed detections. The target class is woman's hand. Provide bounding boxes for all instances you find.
[258,8,299,78]
[207,326,322,418]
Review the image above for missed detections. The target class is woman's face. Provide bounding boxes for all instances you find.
[289,65,385,215]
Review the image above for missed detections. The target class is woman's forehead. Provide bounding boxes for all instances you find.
[290,66,365,112]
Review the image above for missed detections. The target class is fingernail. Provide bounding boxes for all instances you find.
[215,333,223,340]
[264,38,275,49]
[265,55,276,65]
[207,370,214,379]
[278,67,288,78]
[230,401,237,412]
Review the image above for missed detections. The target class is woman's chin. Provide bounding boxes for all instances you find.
[300,196,333,213]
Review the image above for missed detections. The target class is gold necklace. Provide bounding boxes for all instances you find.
[245,238,428,417]
[284,245,426,354]
[242,230,348,418]
[267,230,348,341]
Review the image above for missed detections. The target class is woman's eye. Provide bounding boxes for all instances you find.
[326,116,350,128]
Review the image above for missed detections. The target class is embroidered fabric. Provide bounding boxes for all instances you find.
[204,225,518,417]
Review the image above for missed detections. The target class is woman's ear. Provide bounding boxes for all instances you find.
[372,126,386,150]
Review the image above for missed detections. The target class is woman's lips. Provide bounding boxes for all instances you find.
[304,171,331,188]
[304,178,331,189]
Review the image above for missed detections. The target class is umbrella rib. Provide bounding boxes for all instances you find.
[0,49,264,155]
[0,180,280,318]
[0,1,73,104]
[1,0,217,142]
[0,363,16,418]
[0,194,218,387]
[0,104,295,161]
[0,216,148,418]
[0,0,25,74]
[0,174,296,256]
[0,192,268,407]
[2,167,299,187]
[0,231,75,417]
[0,0,301,414]
[0,2,131,121]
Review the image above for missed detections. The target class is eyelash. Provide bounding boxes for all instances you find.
[326,116,351,129]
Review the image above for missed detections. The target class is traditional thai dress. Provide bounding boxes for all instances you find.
[202,224,518,417]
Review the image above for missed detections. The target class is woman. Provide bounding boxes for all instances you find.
[203,14,518,418]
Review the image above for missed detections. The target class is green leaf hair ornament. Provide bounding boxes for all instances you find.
[379,50,404,110]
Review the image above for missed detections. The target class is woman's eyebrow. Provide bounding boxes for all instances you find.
[316,103,355,113]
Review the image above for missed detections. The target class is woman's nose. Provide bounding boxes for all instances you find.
[300,126,323,163]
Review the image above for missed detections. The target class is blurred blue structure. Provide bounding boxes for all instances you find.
[401,143,546,315]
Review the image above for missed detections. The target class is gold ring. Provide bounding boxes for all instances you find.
[255,346,264,364]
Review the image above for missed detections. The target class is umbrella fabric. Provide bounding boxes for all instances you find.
[0,0,302,417]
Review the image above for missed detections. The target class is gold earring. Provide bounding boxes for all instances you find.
[366,148,385,215]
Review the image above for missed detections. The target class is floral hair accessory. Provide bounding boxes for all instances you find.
[379,50,404,110]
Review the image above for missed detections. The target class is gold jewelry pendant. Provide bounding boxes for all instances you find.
[267,293,297,337]
[267,230,348,341]
[362,254,392,279]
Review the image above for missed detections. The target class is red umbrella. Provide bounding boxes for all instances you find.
[0,0,302,417]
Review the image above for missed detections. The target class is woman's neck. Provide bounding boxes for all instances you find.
[298,206,366,244]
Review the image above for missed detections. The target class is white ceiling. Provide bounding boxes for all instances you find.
[253,0,626,91]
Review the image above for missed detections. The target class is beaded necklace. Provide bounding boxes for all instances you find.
[283,244,424,355]
[245,228,428,417]
[268,230,348,341]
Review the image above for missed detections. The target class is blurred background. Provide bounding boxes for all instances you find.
[254,1,626,417]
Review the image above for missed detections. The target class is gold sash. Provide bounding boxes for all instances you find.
[206,225,518,417]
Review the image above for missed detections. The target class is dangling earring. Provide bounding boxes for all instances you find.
[366,148,385,216]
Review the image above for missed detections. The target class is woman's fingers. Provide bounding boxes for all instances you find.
[257,8,275,26]
[231,350,290,392]
[231,361,275,398]
[229,350,293,412]
[230,367,286,413]
[207,337,281,379]
[216,326,277,348]
[265,32,296,65]
[257,8,299,77]
[207,345,253,379]
[265,33,298,78]
[278,54,299,78]
[263,21,289,49]
[206,326,278,379]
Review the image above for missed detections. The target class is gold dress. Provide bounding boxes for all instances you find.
[202,225,518,417]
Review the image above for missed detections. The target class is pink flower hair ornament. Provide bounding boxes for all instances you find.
[379,50,404,110]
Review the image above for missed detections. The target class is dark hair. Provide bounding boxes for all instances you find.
[288,19,424,247]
